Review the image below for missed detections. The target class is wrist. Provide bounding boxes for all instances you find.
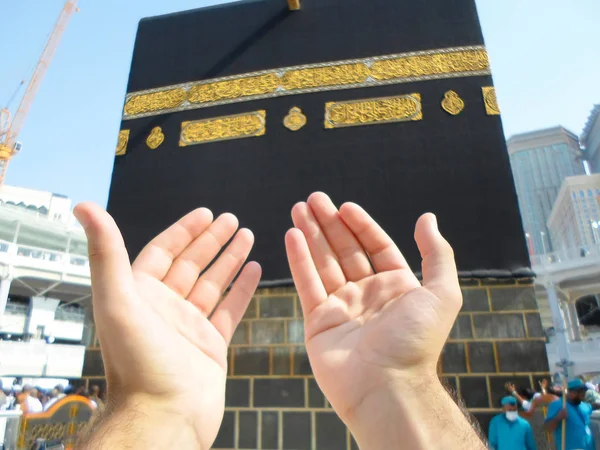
[345,373,442,450]
[345,372,485,450]
[79,394,208,450]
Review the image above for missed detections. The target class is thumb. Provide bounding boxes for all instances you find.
[414,213,460,301]
[74,202,138,319]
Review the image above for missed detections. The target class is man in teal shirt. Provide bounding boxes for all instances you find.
[489,396,537,450]
[545,379,597,450]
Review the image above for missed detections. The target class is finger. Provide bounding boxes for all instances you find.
[339,202,417,277]
[306,192,373,281]
[161,213,239,298]
[285,228,328,315]
[188,228,254,315]
[132,208,214,279]
[291,202,346,293]
[73,203,137,318]
[414,213,460,299]
[211,262,261,344]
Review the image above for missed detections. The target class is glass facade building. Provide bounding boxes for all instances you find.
[508,127,584,255]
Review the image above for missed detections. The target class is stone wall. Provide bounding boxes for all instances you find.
[80,279,549,449]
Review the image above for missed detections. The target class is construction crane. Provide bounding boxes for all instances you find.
[0,0,78,186]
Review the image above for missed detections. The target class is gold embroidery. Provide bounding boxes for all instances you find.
[116,130,130,156]
[281,64,369,90]
[370,49,489,81]
[180,110,266,146]
[146,126,165,149]
[284,107,307,131]
[482,86,500,115]
[124,88,187,116]
[122,46,490,120]
[188,73,279,104]
[324,94,422,129]
[288,0,301,10]
[441,91,465,115]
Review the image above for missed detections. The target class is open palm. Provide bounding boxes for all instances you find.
[75,204,261,449]
[285,193,462,424]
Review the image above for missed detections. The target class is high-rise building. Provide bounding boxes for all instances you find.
[582,105,600,173]
[507,126,584,254]
[547,174,600,251]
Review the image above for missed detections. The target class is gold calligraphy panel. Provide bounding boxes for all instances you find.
[370,49,489,81]
[180,110,266,146]
[324,94,422,129]
[124,88,187,116]
[123,46,490,120]
[482,86,500,115]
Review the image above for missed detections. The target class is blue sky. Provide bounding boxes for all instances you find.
[1,0,599,207]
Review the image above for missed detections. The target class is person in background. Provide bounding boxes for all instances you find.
[0,380,6,409]
[506,380,561,418]
[89,385,104,409]
[78,388,98,409]
[489,396,537,450]
[545,379,598,450]
[584,382,600,407]
[19,385,43,414]
[35,387,48,408]
[44,388,60,411]
[55,384,66,400]
[63,385,74,396]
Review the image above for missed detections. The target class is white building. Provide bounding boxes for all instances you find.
[0,185,76,226]
[0,185,91,378]
[547,174,600,251]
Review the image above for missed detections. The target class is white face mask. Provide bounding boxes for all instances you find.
[505,411,519,422]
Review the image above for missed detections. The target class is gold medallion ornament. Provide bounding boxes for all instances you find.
[146,126,165,149]
[441,90,465,115]
[284,107,307,131]
[482,86,500,115]
[324,94,422,129]
[116,130,130,156]
[122,46,490,120]
[180,110,266,146]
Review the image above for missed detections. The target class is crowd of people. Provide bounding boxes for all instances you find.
[488,378,600,449]
[0,379,103,414]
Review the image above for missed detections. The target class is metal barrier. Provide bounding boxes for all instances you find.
[1,397,94,450]
[0,410,23,450]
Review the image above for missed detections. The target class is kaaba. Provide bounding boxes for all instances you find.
[96,0,551,448]
[107,0,531,281]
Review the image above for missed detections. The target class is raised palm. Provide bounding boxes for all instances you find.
[285,193,462,423]
[75,204,261,449]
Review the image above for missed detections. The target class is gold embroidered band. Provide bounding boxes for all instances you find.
[482,87,500,115]
[324,94,422,129]
[123,46,489,120]
[179,110,266,146]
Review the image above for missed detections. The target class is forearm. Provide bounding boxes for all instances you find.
[512,391,526,405]
[544,417,561,432]
[346,376,486,450]
[77,397,205,450]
